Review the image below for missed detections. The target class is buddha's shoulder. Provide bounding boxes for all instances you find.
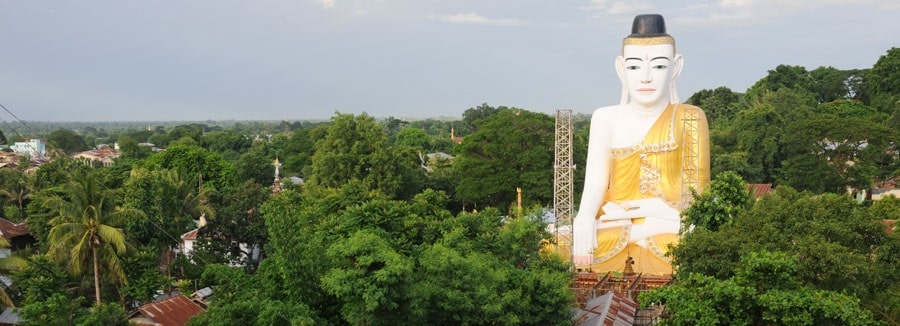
[675,103,704,113]
[674,103,708,119]
[591,105,624,118]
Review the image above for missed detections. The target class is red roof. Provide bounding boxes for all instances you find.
[131,295,205,326]
[0,218,29,239]
[73,148,120,160]
[746,184,773,200]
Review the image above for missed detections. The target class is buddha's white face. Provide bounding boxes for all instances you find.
[619,44,679,107]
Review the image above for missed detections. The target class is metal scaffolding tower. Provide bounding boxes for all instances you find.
[554,109,574,261]
[680,107,702,210]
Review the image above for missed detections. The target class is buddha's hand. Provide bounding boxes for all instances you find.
[573,255,593,265]
[599,198,678,222]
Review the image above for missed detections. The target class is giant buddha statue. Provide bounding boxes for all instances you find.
[571,14,710,274]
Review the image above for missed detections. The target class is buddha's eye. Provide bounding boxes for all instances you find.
[652,64,667,69]
[626,65,640,70]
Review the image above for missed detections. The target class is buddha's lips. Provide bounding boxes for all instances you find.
[636,88,655,92]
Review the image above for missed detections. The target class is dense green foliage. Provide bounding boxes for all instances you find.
[189,187,573,325]
[43,170,142,303]
[454,107,555,209]
[645,185,900,324]
[642,251,878,325]
[681,171,752,231]
[699,49,900,193]
[310,113,425,200]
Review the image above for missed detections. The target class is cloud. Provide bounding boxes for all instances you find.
[310,0,335,9]
[581,0,654,14]
[676,0,882,27]
[439,13,527,26]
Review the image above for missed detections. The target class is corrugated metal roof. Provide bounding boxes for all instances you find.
[0,218,29,239]
[574,291,637,326]
[181,229,199,241]
[131,295,204,326]
[0,306,21,325]
[746,184,773,200]
[192,287,212,300]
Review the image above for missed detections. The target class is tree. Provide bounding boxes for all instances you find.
[0,237,26,307]
[461,103,500,134]
[686,87,744,127]
[280,127,316,177]
[728,88,814,183]
[200,129,251,161]
[321,229,414,325]
[195,180,268,272]
[778,100,896,194]
[394,127,432,151]
[115,135,150,160]
[122,168,211,250]
[668,187,900,324]
[234,140,275,186]
[43,171,141,303]
[197,185,574,325]
[454,108,554,209]
[865,47,900,113]
[642,251,879,326]
[166,124,206,146]
[143,144,236,190]
[31,156,94,191]
[47,128,87,155]
[310,112,424,199]
[682,171,752,231]
[382,116,409,141]
[775,155,844,194]
[17,293,89,325]
[0,169,32,221]
[809,66,855,103]
[121,248,172,308]
[745,64,815,103]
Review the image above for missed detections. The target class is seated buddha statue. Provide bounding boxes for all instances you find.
[571,14,710,275]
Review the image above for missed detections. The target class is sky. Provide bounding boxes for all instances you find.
[0,0,898,122]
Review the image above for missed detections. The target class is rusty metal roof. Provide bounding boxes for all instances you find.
[181,228,199,241]
[574,291,637,326]
[0,218,29,239]
[131,295,205,326]
[746,184,773,200]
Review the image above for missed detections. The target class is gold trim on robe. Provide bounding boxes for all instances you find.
[589,103,710,275]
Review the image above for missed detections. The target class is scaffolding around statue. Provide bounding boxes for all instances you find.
[553,109,574,263]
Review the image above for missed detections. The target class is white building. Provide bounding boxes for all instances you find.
[10,139,46,158]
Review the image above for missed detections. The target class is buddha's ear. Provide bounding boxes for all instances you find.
[670,54,684,103]
[615,55,628,104]
[671,54,684,82]
[615,55,626,82]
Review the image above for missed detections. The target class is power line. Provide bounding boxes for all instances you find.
[0,102,35,136]
[0,102,43,157]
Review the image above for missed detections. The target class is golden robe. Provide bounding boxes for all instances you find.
[589,103,710,275]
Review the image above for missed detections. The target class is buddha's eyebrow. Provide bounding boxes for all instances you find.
[625,57,643,61]
[650,56,670,61]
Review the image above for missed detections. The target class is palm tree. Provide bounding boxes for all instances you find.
[165,169,215,223]
[0,175,32,220]
[44,171,141,304]
[0,237,27,307]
